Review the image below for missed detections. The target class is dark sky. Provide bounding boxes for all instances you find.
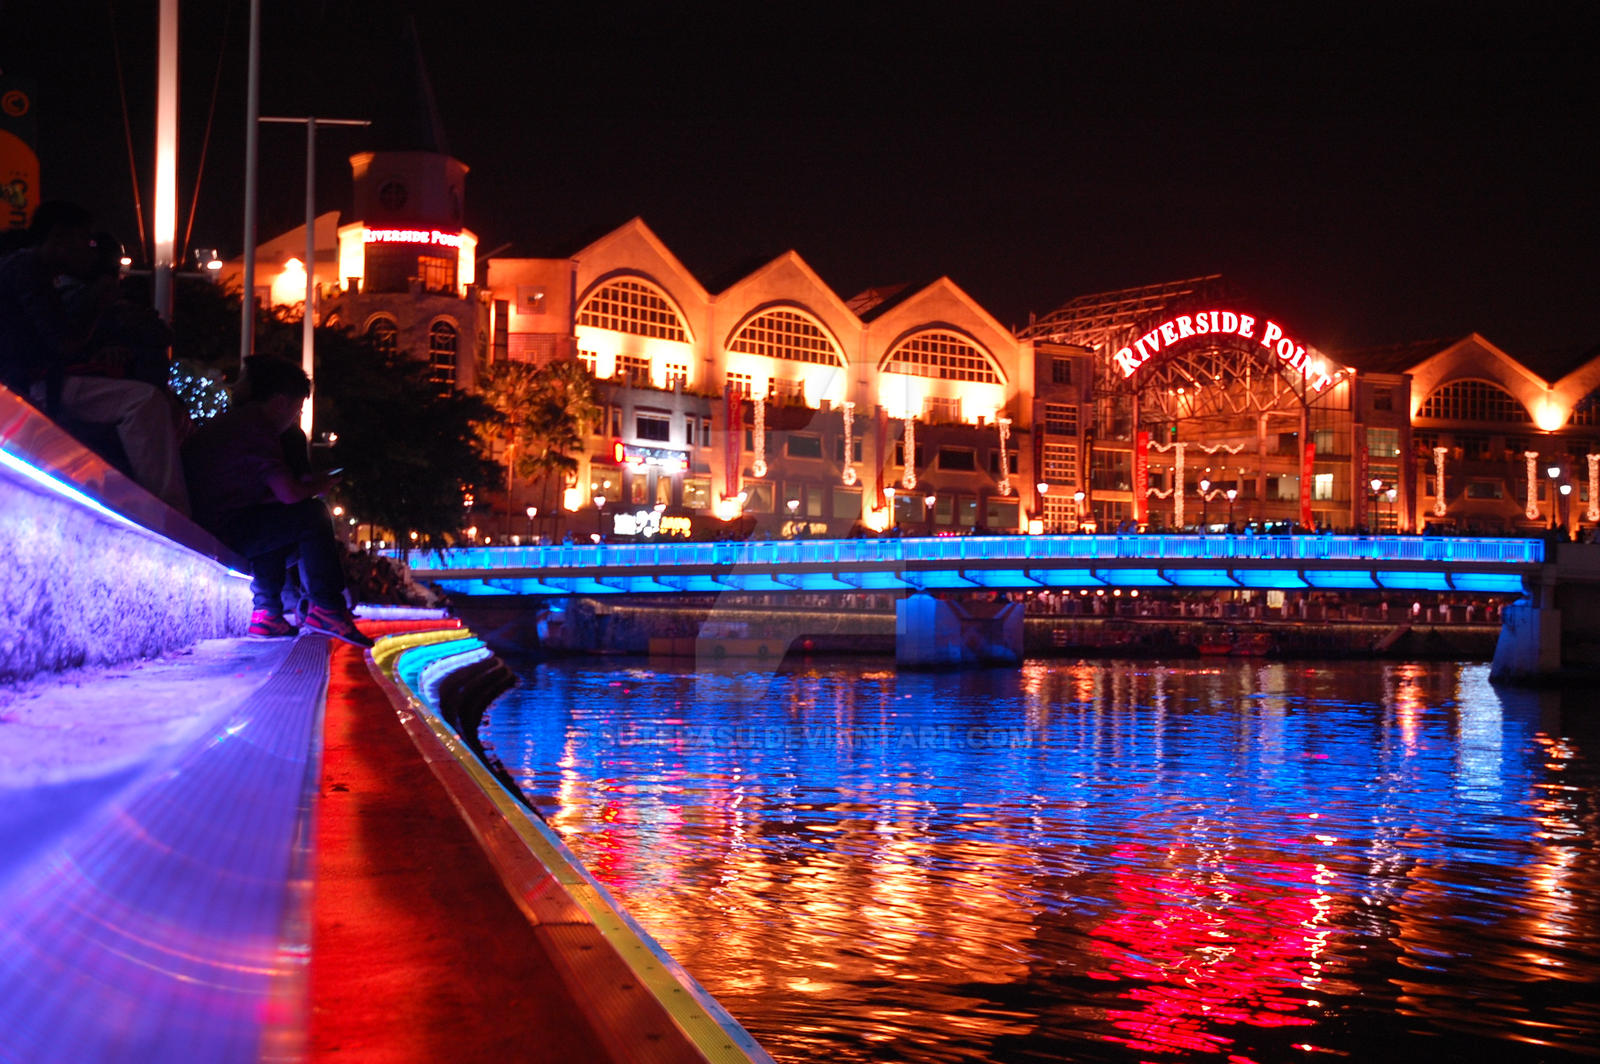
[6,1,1598,369]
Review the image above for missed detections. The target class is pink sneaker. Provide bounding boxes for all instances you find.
[249,609,299,638]
[302,605,375,648]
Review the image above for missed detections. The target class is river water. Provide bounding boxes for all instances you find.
[481,657,1600,1063]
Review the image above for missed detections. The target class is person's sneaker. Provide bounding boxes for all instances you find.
[249,609,299,638]
[302,605,375,648]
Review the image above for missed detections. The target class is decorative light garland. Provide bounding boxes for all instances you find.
[1524,451,1540,520]
[902,416,917,490]
[841,401,857,486]
[996,415,1012,496]
[1145,441,1245,528]
[1432,446,1448,517]
[752,395,767,478]
[1589,454,1599,522]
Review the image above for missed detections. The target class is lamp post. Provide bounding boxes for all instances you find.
[884,485,896,532]
[1384,487,1397,532]
[924,493,936,533]
[1560,483,1574,538]
[1199,477,1210,530]
[1370,477,1383,531]
[1225,487,1237,529]
[1073,489,1085,532]
[1547,464,1562,531]
[525,505,538,541]
[593,494,607,542]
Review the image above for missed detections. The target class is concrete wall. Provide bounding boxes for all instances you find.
[0,387,250,684]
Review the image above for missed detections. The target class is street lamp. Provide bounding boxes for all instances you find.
[1225,487,1237,529]
[525,505,538,540]
[924,493,936,532]
[1370,477,1383,530]
[593,494,607,541]
[1199,477,1210,530]
[1560,483,1574,538]
[1384,487,1397,532]
[884,485,896,531]
[1073,489,1085,532]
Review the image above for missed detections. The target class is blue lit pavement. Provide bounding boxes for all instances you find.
[401,533,1542,597]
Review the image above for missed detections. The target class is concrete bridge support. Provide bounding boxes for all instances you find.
[1491,542,1600,685]
[896,593,1024,668]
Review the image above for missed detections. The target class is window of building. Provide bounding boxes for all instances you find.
[893,441,923,468]
[923,395,961,423]
[577,349,598,375]
[683,478,710,510]
[989,450,1019,475]
[615,354,651,387]
[1366,427,1400,460]
[956,497,978,527]
[1274,431,1299,455]
[1051,358,1073,385]
[933,496,953,524]
[726,372,753,398]
[832,486,861,519]
[1043,493,1075,532]
[770,376,805,402]
[937,447,977,471]
[1466,480,1505,499]
[656,477,672,507]
[1312,473,1334,501]
[576,277,689,341]
[1267,475,1299,501]
[427,320,458,389]
[1311,427,1346,457]
[636,412,671,442]
[787,433,824,459]
[743,483,774,512]
[609,405,624,437]
[630,474,648,505]
[492,300,509,361]
[418,254,456,294]
[1089,449,1130,492]
[986,497,1020,529]
[1419,379,1530,422]
[683,413,697,446]
[663,363,689,389]
[365,316,398,358]
[1044,403,1078,436]
[835,437,864,463]
[1372,386,1394,412]
[1042,442,1078,484]
[882,330,1000,383]
[700,417,712,447]
[727,307,843,366]
[1454,433,1492,460]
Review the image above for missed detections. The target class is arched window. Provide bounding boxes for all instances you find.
[428,320,458,389]
[365,315,398,358]
[576,277,689,342]
[1418,379,1529,422]
[727,308,844,366]
[882,329,1000,383]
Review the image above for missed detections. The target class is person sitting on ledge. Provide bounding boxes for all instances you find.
[182,355,372,647]
[0,201,189,513]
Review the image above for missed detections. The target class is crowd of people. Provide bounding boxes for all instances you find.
[1,202,371,647]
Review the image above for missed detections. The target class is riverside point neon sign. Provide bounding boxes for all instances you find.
[1114,310,1336,392]
[363,227,464,248]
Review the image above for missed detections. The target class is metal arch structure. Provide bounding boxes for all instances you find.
[396,535,1542,598]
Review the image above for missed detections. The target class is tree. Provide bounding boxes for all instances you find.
[255,312,504,550]
[480,357,601,532]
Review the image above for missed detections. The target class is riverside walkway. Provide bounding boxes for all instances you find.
[0,385,769,1062]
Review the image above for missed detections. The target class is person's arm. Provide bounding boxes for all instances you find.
[265,467,341,504]
[17,267,111,356]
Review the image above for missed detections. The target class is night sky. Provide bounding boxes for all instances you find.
[6,2,1598,369]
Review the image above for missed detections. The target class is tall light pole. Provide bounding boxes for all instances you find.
[923,493,936,533]
[884,485,897,532]
[1385,486,1397,532]
[1199,477,1210,530]
[1073,489,1085,531]
[1370,477,1383,531]
[151,0,179,321]
[1547,463,1562,532]
[1225,487,1237,529]
[258,115,370,434]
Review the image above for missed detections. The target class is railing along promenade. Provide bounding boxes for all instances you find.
[403,534,1543,597]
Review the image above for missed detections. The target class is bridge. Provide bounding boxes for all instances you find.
[397,534,1600,681]
[402,534,1541,598]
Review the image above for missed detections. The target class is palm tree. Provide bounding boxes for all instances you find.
[480,357,601,538]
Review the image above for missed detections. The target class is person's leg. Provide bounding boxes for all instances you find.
[55,376,190,514]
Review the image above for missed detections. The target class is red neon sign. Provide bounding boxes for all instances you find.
[1114,310,1335,392]
[362,227,464,248]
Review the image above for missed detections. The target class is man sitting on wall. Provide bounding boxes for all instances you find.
[0,201,189,513]
[182,355,372,647]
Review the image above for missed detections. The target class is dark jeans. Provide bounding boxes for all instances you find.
[217,499,347,613]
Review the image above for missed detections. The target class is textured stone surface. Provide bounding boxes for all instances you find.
[0,476,251,684]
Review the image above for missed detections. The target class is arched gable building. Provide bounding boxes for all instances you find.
[485,219,1055,538]
[1022,276,1600,537]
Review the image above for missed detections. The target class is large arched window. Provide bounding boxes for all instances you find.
[428,320,458,389]
[1418,379,1529,422]
[727,307,844,366]
[882,329,1000,383]
[576,277,689,342]
[365,315,398,358]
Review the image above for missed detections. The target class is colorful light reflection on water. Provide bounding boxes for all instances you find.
[482,659,1600,1063]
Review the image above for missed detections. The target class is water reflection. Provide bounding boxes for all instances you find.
[483,659,1600,1063]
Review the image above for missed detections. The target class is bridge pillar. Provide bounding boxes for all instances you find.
[1491,543,1600,685]
[1489,601,1563,684]
[896,593,1024,669]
